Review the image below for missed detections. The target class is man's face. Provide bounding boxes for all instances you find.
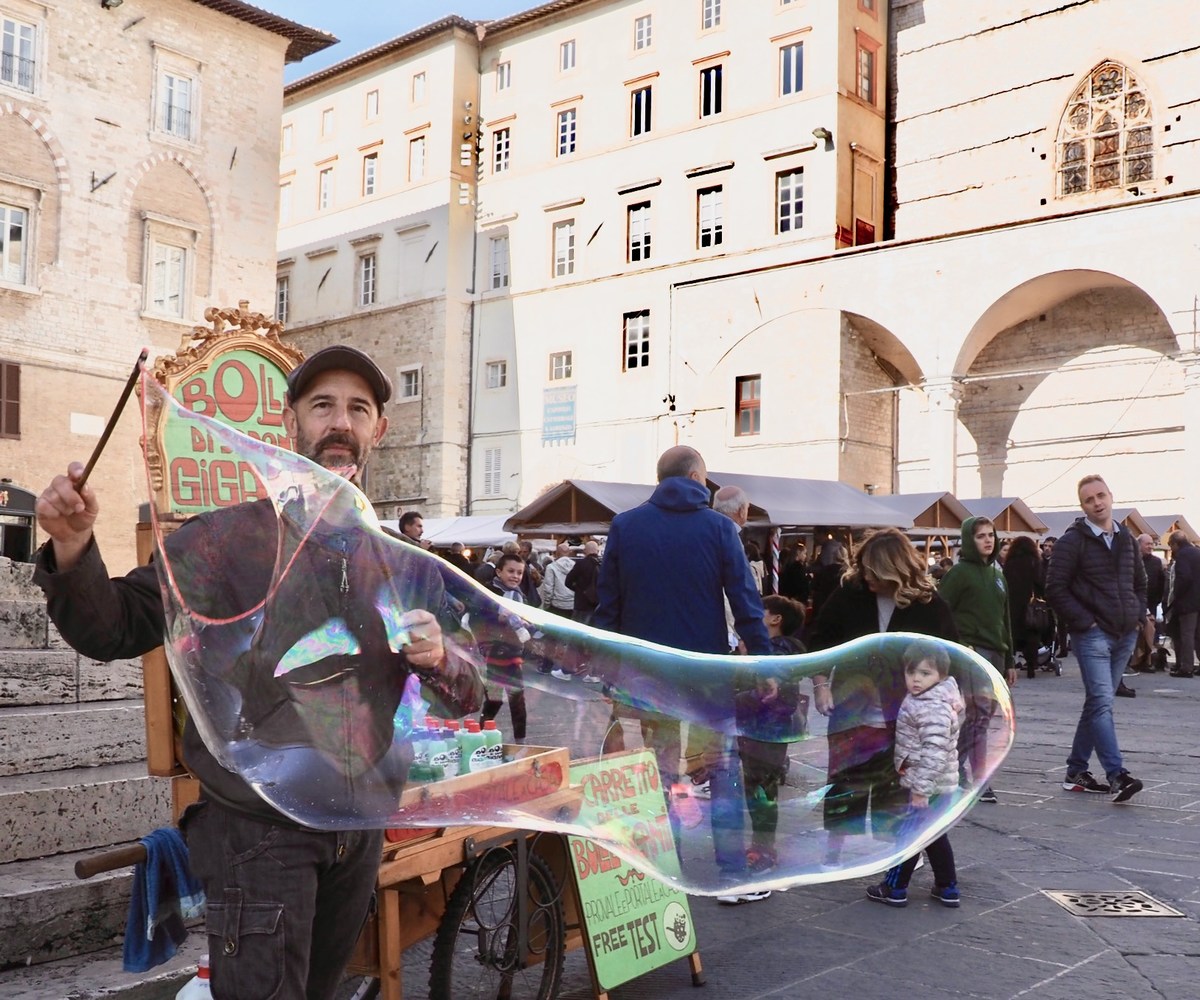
[973,523,996,559]
[1078,479,1112,525]
[283,370,388,480]
[1041,539,1054,556]
[496,559,525,590]
[1139,536,1153,556]
[403,517,424,540]
[905,660,942,697]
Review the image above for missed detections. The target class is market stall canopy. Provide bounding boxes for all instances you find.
[960,497,1048,537]
[378,515,516,548]
[503,480,658,535]
[706,472,911,529]
[1034,507,1155,540]
[1142,514,1200,544]
[872,492,971,538]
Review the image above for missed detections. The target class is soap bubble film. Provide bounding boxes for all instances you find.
[142,377,1015,895]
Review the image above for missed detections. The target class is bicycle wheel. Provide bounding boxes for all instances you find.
[429,846,565,1000]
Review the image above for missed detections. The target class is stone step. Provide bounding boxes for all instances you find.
[0,650,143,708]
[0,702,148,777]
[0,600,49,648]
[0,763,172,864]
[0,935,202,999]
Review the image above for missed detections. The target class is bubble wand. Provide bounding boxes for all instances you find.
[76,348,149,490]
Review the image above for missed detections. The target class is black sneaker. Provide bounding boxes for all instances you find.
[1115,681,1136,697]
[1110,772,1143,803]
[978,787,998,803]
[1063,770,1108,793]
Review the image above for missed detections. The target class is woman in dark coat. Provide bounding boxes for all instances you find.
[805,528,959,866]
[1003,536,1044,679]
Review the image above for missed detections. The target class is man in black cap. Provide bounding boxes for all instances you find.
[34,345,481,999]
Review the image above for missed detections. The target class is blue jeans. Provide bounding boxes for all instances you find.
[708,734,747,876]
[1068,626,1138,782]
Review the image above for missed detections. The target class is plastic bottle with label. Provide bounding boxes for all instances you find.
[460,719,487,774]
[440,727,460,773]
[482,719,503,768]
[175,954,211,998]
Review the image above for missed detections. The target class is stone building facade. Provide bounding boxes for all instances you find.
[0,0,330,572]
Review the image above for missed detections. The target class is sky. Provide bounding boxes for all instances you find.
[272,1,533,82]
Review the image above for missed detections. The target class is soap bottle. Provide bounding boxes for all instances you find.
[482,719,503,768]
[175,954,211,997]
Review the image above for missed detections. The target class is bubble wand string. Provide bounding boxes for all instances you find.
[77,348,149,490]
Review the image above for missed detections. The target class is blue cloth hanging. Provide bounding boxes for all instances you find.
[122,827,206,972]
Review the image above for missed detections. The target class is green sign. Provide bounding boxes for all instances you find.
[567,749,697,991]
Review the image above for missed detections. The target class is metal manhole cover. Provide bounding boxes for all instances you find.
[1042,890,1184,917]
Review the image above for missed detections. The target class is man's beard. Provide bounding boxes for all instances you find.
[295,429,368,478]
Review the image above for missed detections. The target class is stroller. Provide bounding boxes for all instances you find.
[1016,598,1062,677]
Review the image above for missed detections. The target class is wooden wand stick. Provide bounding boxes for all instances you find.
[76,348,149,490]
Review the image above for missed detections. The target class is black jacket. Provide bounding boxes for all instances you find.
[565,554,601,616]
[1045,518,1147,637]
[1144,553,1166,613]
[1167,540,1200,617]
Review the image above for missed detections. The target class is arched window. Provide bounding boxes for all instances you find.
[1056,62,1153,197]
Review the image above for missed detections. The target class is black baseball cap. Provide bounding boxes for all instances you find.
[286,345,392,408]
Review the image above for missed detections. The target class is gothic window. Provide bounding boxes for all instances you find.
[1056,62,1153,197]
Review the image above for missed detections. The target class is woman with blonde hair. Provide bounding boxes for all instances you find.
[805,527,958,866]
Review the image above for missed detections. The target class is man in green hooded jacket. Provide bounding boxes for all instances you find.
[939,516,1015,803]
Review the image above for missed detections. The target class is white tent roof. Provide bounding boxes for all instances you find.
[378,514,516,547]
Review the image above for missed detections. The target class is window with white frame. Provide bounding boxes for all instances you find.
[358,252,377,306]
[483,448,502,496]
[320,107,334,137]
[278,182,292,223]
[318,166,333,209]
[1,16,36,93]
[486,360,508,389]
[776,167,803,233]
[627,202,651,262]
[631,86,652,136]
[365,89,379,118]
[557,108,577,157]
[700,64,722,117]
[702,0,721,29]
[411,72,426,104]
[697,186,723,248]
[560,39,576,72]
[399,366,421,400]
[275,273,290,325]
[493,127,511,173]
[362,152,378,196]
[780,41,803,96]
[857,35,879,104]
[149,240,188,318]
[489,235,510,289]
[623,310,650,371]
[634,14,652,50]
[497,61,512,90]
[553,219,575,277]
[159,71,194,140]
[408,135,426,181]
[0,201,28,284]
[281,123,293,154]
[549,351,573,381]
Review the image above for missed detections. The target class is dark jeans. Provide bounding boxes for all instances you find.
[181,799,381,1000]
[886,800,957,889]
[482,658,527,740]
[823,724,903,838]
[961,646,1003,787]
[1169,611,1200,674]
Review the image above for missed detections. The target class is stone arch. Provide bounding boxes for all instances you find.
[0,103,70,272]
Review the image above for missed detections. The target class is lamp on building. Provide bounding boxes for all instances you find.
[100,0,124,8]
[812,126,833,143]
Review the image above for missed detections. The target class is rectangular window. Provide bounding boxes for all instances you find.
[627,202,651,262]
[560,39,576,72]
[365,89,379,118]
[631,86,652,136]
[483,447,502,496]
[0,360,19,439]
[160,72,193,139]
[150,241,186,317]
[320,107,334,136]
[0,203,27,284]
[1,17,35,93]
[497,61,511,90]
[553,219,575,277]
[735,375,762,436]
[275,274,289,325]
[408,136,426,181]
[318,166,333,209]
[623,310,650,371]
[857,37,880,104]
[634,15,652,50]
[697,186,723,248]
[278,182,292,223]
[493,127,511,173]
[780,42,803,96]
[700,64,722,118]
[486,360,508,389]
[702,0,721,29]
[362,152,378,196]
[411,72,426,103]
[859,0,878,15]
[281,123,293,154]
[358,252,377,306]
[776,168,803,233]
[489,235,510,289]
[549,350,573,381]
[399,366,421,400]
[557,108,577,157]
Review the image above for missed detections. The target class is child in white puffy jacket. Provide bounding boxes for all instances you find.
[867,640,965,908]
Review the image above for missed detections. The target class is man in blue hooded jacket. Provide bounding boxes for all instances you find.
[593,445,771,901]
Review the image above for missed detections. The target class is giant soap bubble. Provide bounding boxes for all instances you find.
[142,376,1014,895]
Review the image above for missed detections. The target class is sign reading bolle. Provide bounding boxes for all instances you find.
[143,301,304,519]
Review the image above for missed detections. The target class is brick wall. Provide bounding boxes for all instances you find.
[840,314,899,492]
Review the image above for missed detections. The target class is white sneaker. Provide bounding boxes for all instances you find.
[691,780,711,799]
[717,890,772,905]
[581,673,603,684]
[550,668,574,680]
